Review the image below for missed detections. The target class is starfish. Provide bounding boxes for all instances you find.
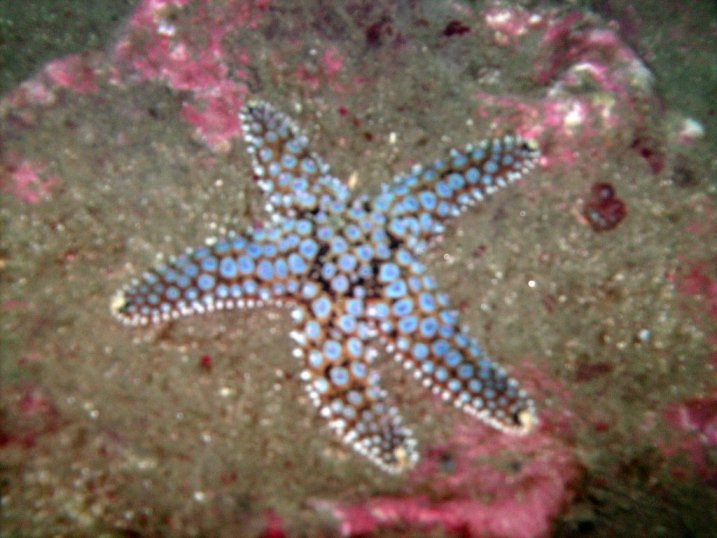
[111,100,540,473]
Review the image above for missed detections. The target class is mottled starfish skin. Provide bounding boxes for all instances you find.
[111,101,540,473]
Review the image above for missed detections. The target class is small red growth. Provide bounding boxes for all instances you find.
[0,385,60,448]
[593,421,610,433]
[443,20,471,37]
[575,361,613,382]
[675,261,717,319]
[630,136,664,174]
[542,294,557,314]
[260,511,286,538]
[62,249,78,263]
[582,182,626,232]
[678,264,713,296]
[198,354,213,370]
[365,17,393,47]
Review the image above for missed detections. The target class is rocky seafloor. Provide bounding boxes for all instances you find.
[1,1,716,536]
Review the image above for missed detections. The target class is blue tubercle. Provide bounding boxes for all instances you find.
[111,100,541,474]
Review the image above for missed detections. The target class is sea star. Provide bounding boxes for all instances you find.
[111,100,540,473]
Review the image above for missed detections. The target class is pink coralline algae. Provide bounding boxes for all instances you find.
[43,54,100,95]
[484,6,542,45]
[582,182,627,232]
[674,260,717,320]
[0,384,61,448]
[662,394,717,487]
[665,395,717,447]
[666,255,717,488]
[476,6,658,170]
[320,425,578,538]
[292,47,353,94]
[111,0,268,151]
[2,1,659,165]
[0,159,61,204]
[1,52,100,115]
[318,365,578,538]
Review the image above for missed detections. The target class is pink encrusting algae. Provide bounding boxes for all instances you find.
[663,200,717,493]
[43,54,100,95]
[1,52,101,117]
[316,363,579,537]
[321,428,578,538]
[661,393,717,488]
[111,0,268,150]
[0,159,61,204]
[475,6,659,172]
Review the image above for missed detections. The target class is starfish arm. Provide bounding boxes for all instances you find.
[289,298,419,473]
[110,220,325,326]
[378,135,540,250]
[240,100,349,220]
[368,254,538,434]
